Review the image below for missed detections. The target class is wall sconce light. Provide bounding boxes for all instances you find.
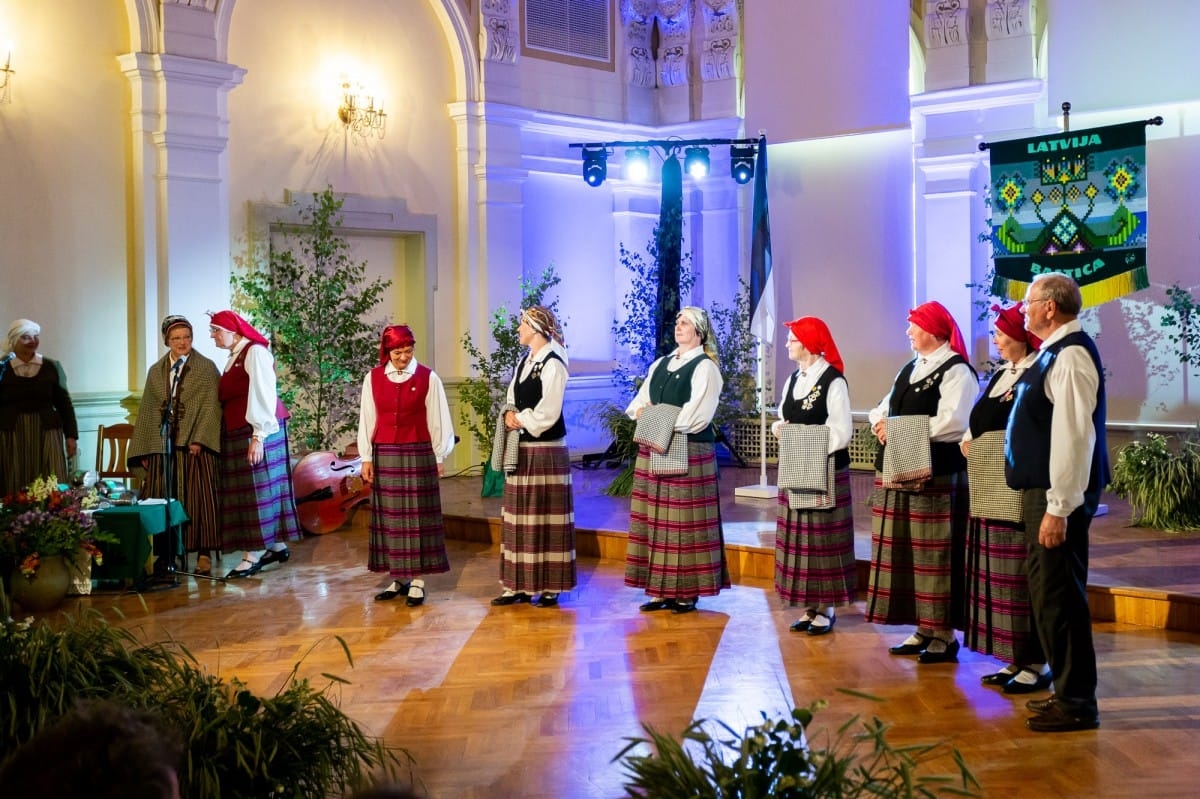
[338,82,386,138]
[0,48,14,105]
[730,143,756,184]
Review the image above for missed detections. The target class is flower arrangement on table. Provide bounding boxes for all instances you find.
[0,475,116,580]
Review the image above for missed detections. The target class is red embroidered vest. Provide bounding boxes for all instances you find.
[370,363,432,444]
[217,344,289,432]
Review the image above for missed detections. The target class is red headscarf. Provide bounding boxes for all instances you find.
[208,310,269,347]
[783,316,845,374]
[378,324,415,365]
[907,301,969,362]
[991,302,1042,351]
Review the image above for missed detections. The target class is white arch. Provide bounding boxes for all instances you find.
[429,0,479,103]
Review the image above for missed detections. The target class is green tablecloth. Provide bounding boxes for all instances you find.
[91,500,188,586]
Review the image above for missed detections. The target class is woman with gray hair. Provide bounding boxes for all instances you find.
[623,306,730,614]
[0,319,78,495]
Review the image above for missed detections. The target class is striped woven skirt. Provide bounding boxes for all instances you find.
[140,448,221,552]
[219,422,301,552]
[864,471,968,630]
[499,440,575,592]
[0,413,69,496]
[367,441,449,578]
[774,464,856,607]
[624,441,730,599]
[962,515,1042,664]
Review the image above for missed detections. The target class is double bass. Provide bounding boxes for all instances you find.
[291,449,370,534]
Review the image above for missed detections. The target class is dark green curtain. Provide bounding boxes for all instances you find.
[654,154,684,358]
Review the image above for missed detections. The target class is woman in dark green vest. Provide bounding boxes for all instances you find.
[623,306,730,615]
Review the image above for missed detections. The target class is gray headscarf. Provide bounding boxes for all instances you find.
[677,306,719,363]
[4,319,40,359]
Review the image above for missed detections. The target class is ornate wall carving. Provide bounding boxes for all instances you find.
[699,0,738,82]
[481,0,518,63]
[161,0,217,10]
[926,0,967,49]
[622,0,658,88]
[985,0,1030,40]
[656,1,691,87]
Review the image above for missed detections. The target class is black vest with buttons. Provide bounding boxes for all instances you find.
[647,354,716,443]
[781,367,850,469]
[513,351,567,442]
[874,354,973,476]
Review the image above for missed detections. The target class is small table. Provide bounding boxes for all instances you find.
[91,500,189,588]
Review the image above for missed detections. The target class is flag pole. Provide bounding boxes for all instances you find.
[735,333,775,498]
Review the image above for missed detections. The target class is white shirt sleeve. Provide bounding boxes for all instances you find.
[675,358,723,434]
[243,344,281,439]
[426,369,456,462]
[357,371,376,462]
[825,376,853,453]
[1044,345,1100,517]
[929,362,978,443]
[515,357,568,438]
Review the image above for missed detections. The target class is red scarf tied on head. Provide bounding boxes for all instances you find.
[990,302,1042,351]
[378,324,416,366]
[907,301,969,362]
[208,310,269,347]
[783,316,845,374]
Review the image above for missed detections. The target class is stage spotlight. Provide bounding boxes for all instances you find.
[730,143,756,184]
[582,147,607,187]
[624,147,650,182]
[684,146,710,179]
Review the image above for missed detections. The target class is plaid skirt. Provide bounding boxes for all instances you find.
[499,440,575,592]
[864,471,968,630]
[0,413,69,496]
[141,449,221,552]
[962,515,1043,664]
[774,464,856,606]
[625,441,730,599]
[367,442,450,578]
[219,422,301,552]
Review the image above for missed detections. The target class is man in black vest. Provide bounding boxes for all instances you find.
[1005,273,1108,733]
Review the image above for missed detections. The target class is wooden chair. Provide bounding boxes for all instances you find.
[96,423,136,488]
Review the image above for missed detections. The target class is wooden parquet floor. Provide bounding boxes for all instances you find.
[63,466,1200,798]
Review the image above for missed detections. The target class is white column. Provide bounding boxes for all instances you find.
[119,52,245,377]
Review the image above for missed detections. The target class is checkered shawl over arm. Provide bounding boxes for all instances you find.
[967,430,1024,523]
[881,415,932,489]
[633,403,683,454]
[649,430,690,476]
[777,424,831,491]
[490,403,521,474]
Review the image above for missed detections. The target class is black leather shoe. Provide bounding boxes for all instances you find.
[535,593,559,607]
[806,613,835,636]
[374,581,409,601]
[981,669,1019,686]
[1026,696,1057,714]
[640,598,677,612]
[1003,669,1054,694]
[406,586,426,607]
[259,547,291,568]
[672,600,697,614]
[1026,701,1100,732]
[491,592,531,606]
[888,634,931,656]
[225,558,262,579]
[917,638,960,664]
[789,611,817,633]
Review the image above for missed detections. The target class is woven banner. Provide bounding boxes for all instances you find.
[988,121,1148,307]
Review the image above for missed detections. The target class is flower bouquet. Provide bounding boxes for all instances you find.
[0,475,116,581]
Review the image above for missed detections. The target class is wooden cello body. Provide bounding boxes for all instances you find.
[291,450,370,534]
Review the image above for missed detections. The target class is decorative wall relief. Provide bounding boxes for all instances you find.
[926,0,967,49]
[986,0,1030,40]
[482,0,518,64]
[656,2,692,87]
[699,0,738,82]
[623,1,658,88]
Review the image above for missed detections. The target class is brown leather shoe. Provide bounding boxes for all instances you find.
[1026,701,1099,732]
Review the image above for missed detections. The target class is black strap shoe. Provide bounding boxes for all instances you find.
[917,637,960,664]
[639,598,677,612]
[491,592,531,606]
[888,633,931,656]
[374,581,409,601]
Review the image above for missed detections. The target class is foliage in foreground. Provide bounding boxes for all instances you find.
[0,596,408,798]
[615,699,979,799]
[1109,431,1200,531]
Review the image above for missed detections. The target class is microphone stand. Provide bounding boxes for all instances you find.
[146,363,223,589]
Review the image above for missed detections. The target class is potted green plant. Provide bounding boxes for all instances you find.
[0,600,411,797]
[0,476,116,612]
[232,187,392,454]
[615,698,979,798]
[1108,431,1200,531]
[458,265,562,496]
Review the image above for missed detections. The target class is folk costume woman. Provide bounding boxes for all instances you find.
[127,315,223,573]
[623,306,729,615]
[490,306,575,608]
[358,324,454,606]
[770,317,855,636]
[209,310,301,579]
[961,303,1050,693]
[865,300,977,662]
[0,319,78,495]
